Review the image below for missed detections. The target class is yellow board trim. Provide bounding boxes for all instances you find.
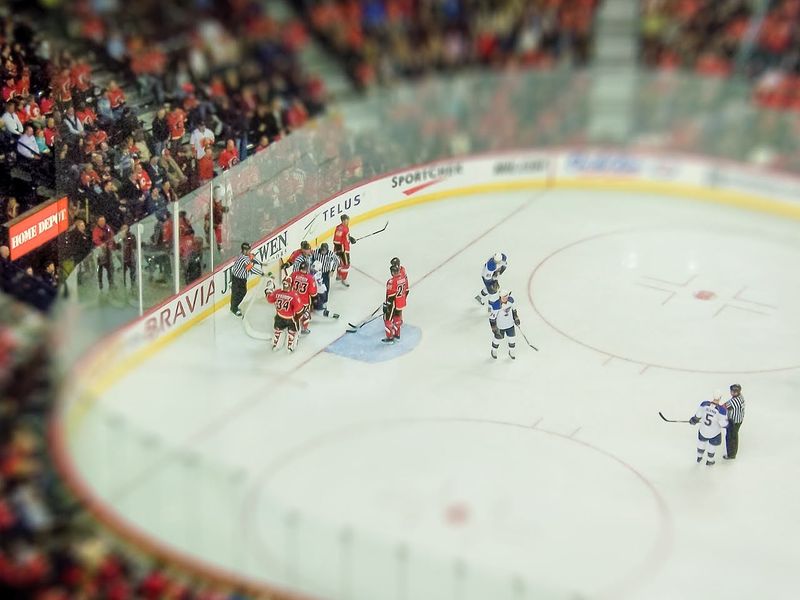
[65,176,800,435]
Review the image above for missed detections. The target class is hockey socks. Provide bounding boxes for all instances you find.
[272,328,282,350]
[508,341,516,360]
[392,315,402,338]
[337,265,350,285]
[287,330,298,352]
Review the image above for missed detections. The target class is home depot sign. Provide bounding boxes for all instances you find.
[8,197,70,260]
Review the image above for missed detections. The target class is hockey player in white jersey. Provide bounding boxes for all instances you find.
[475,252,508,305]
[311,260,339,319]
[689,391,729,466]
[489,289,519,360]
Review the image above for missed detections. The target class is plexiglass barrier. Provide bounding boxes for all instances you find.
[56,68,800,598]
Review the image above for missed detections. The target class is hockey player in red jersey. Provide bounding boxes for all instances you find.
[333,214,356,287]
[390,256,406,278]
[288,260,317,334]
[281,240,312,274]
[266,278,305,352]
[382,263,409,343]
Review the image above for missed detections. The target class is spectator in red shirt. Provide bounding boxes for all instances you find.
[2,76,16,102]
[38,93,55,117]
[43,117,58,147]
[15,68,30,97]
[53,68,73,106]
[217,139,239,170]
[167,106,187,143]
[106,80,126,118]
[24,98,43,126]
[80,163,102,195]
[130,163,152,195]
[70,60,93,103]
[197,146,215,183]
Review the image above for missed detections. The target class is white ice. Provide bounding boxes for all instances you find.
[68,188,800,600]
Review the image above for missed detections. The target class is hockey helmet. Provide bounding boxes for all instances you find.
[390,264,400,275]
[312,260,322,272]
[499,289,511,299]
[493,252,504,263]
[390,257,400,268]
[298,259,310,271]
[729,383,741,392]
[300,240,311,250]
[319,242,329,252]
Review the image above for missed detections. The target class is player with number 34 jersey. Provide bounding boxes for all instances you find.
[266,279,304,353]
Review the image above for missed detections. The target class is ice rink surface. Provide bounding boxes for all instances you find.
[68,188,800,600]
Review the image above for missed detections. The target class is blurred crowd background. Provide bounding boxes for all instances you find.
[3,0,800,598]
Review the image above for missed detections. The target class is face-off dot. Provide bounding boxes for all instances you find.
[694,290,716,301]
[444,502,470,526]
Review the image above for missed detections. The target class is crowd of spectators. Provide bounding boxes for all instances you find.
[293,0,598,88]
[639,0,800,112]
[0,293,267,599]
[0,1,325,304]
[0,2,328,597]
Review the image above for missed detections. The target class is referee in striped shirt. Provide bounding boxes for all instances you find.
[723,384,745,460]
[230,242,263,317]
[304,242,340,308]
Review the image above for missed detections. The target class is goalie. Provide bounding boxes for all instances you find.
[265,278,304,353]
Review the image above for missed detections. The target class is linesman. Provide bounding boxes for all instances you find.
[230,242,263,317]
[308,242,340,306]
[723,384,745,460]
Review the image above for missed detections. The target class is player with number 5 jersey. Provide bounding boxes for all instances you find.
[689,392,729,466]
[382,262,409,343]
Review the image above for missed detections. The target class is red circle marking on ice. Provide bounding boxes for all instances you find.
[445,502,470,526]
[694,290,716,301]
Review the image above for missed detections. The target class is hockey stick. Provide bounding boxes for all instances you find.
[346,304,383,332]
[301,210,323,240]
[354,221,388,242]
[517,326,539,351]
[658,412,691,424]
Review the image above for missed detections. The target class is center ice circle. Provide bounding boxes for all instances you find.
[245,418,670,596]
[529,227,800,373]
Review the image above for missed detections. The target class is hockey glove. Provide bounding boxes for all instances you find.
[348,235,356,244]
[513,309,520,326]
[490,321,502,340]
[498,266,506,276]
[689,417,699,425]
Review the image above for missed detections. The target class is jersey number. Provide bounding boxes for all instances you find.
[396,283,405,296]
[293,281,308,294]
[704,413,713,426]
[275,298,291,312]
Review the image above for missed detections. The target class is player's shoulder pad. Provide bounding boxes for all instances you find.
[700,400,711,407]
[717,405,727,415]
[488,298,501,310]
